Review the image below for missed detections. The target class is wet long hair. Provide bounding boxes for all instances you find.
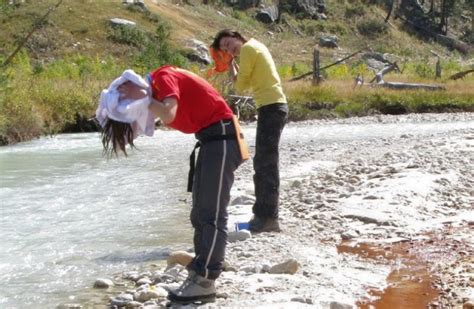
[101,119,136,157]
[211,29,247,51]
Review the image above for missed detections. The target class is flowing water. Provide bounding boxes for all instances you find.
[1,116,473,308]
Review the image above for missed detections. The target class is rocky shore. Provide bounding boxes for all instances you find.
[83,113,473,309]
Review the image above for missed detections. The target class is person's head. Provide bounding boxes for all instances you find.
[99,81,147,157]
[100,119,137,157]
[211,29,247,57]
[96,69,152,157]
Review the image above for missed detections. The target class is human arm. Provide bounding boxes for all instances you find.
[230,59,239,81]
[234,44,257,93]
[117,81,148,100]
[148,96,177,125]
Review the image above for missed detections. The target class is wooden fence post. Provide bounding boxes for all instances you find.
[313,48,321,85]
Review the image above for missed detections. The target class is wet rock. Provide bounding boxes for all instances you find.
[166,251,194,268]
[126,301,143,308]
[123,271,140,282]
[57,304,83,309]
[164,265,187,281]
[110,293,134,307]
[134,287,166,302]
[93,278,114,288]
[136,277,152,286]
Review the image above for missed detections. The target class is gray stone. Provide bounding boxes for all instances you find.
[256,6,279,24]
[93,278,114,288]
[319,35,338,48]
[269,259,299,274]
[109,18,136,27]
[330,301,353,309]
[184,39,211,65]
[228,230,252,242]
[231,195,255,205]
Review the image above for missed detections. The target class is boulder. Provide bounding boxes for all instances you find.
[93,278,114,288]
[280,0,325,19]
[166,250,194,267]
[109,18,136,27]
[319,35,338,48]
[184,39,211,65]
[256,6,279,24]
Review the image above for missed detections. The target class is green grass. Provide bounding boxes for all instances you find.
[1,0,473,145]
[0,1,189,145]
[285,76,474,120]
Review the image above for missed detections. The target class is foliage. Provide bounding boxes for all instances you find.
[344,3,366,18]
[298,19,326,36]
[356,18,389,38]
[278,62,310,79]
[285,72,474,120]
[132,22,188,72]
[0,0,16,16]
[108,25,150,47]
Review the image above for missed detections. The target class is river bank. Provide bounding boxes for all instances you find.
[70,113,473,308]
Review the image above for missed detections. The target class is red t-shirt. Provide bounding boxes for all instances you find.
[149,66,233,134]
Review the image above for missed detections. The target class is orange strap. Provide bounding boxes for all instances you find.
[232,115,249,161]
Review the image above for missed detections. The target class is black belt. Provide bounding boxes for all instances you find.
[187,134,236,192]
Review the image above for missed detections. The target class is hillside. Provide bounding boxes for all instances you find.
[2,0,472,65]
[0,0,473,145]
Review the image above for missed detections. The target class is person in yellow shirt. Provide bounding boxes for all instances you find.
[211,29,288,233]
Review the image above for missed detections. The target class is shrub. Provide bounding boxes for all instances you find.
[107,25,149,47]
[356,18,388,38]
[133,23,188,71]
[345,4,366,18]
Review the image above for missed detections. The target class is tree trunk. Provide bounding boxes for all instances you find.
[439,0,447,34]
[376,82,445,91]
[385,0,396,22]
[428,0,434,15]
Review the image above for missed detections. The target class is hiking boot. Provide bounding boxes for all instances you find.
[167,271,216,304]
[248,216,281,233]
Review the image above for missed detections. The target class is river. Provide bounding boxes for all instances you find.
[1,114,473,308]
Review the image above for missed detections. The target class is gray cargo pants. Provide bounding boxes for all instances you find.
[188,119,242,280]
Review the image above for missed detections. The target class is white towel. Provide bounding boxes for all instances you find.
[96,69,155,137]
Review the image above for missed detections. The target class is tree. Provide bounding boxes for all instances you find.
[466,0,474,34]
[439,0,456,34]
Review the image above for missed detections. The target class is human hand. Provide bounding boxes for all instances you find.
[230,60,239,81]
[118,81,147,100]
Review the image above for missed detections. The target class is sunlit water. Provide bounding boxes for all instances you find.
[1,117,473,308]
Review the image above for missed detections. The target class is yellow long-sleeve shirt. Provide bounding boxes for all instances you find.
[235,38,287,108]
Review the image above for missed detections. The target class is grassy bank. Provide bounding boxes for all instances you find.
[286,80,474,120]
[0,0,188,145]
[1,51,473,145]
[1,0,473,145]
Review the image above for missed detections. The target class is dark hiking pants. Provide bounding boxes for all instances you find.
[188,119,242,280]
[252,103,288,219]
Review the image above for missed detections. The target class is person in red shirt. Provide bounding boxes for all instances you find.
[99,65,244,304]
